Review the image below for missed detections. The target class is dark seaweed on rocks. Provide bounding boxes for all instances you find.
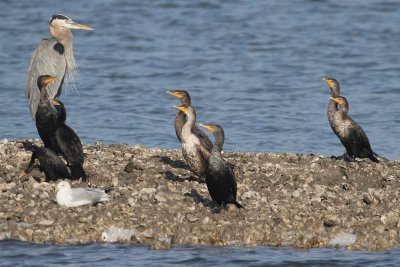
[1,140,400,250]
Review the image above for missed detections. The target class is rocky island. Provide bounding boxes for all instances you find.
[0,140,399,250]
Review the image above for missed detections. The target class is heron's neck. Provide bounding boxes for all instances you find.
[49,26,76,74]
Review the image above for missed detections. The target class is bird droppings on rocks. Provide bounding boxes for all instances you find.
[1,139,400,250]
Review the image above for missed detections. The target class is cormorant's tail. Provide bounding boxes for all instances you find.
[233,201,245,209]
[370,154,379,163]
[70,164,87,181]
[372,151,389,163]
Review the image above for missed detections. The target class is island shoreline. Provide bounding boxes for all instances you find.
[0,140,399,250]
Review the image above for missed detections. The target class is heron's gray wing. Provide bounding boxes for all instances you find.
[69,187,104,203]
[26,38,66,119]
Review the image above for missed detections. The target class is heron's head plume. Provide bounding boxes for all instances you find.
[50,14,93,31]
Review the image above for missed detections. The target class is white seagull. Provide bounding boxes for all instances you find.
[56,181,110,208]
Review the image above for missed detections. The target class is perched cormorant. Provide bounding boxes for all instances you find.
[49,99,86,179]
[35,75,61,153]
[322,77,341,135]
[173,105,210,177]
[166,90,213,151]
[329,96,379,162]
[20,143,71,181]
[199,123,243,208]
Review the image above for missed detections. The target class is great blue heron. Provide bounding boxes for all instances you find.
[26,14,93,119]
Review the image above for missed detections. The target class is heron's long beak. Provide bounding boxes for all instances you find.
[19,170,28,178]
[173,105,187,113]
[48,98,60,106]
[67,21,94,30]
[199,123,215,133]
[166,90,182,99]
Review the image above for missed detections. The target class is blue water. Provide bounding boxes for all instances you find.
[0,0,399,264]
[0,0,399,159]
[1,241,399,267]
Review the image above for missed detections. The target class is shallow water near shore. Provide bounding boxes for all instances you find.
[1,241,400,267]
[1,0,400,265]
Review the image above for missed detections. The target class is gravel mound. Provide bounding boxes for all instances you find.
[1,139,399,250]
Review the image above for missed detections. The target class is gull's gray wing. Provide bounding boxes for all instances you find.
[69,187,105,203]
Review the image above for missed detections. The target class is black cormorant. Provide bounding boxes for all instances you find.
[20,144,71,181]
[172,105,210,177]
[199,123,243,208]
[49,99,87,179]
[166,90,213,151]
[35,75,60,153]
[329,96,379,162]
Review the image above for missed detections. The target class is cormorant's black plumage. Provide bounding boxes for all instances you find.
[35,75,61,153]
[51,99,86,179]
[22,143,71,181]
[330,96,379,162]
[200,123,243,208]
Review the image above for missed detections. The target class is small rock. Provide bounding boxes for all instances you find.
[128,198,136,207]
[38,220,54,226]
[187,215,198,222]
[124,161,143,173]
[155,194,166,203]
[124,153,132,160]
[363,194,374,205]
[328,232,357,247]
[323,215,339,227]
[0,182,16,190]
[202,217,210,225]
[342,183,349,190]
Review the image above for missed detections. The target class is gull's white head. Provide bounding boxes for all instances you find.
[56,181,71,192]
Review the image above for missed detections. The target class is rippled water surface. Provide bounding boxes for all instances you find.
[0,0,399,159]
[1,241,400,267]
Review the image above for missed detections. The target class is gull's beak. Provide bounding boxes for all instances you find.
[67,21,94,31]
[173,105,187,113]
[165,90,182,99]
[19,170,28,178]
[199,123,214,133]
[48,98,60,106]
